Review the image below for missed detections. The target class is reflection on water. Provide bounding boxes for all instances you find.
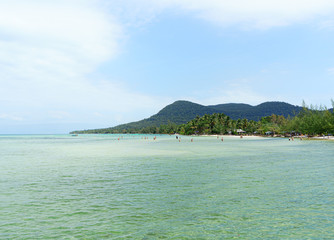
[1,134,334,239]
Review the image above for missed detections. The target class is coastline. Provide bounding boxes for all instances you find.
[198,134,262,138]
[310,136,334,141]
[191,134,334,141]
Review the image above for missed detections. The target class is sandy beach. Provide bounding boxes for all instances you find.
[195,134,334,141]
[196,134,262,139]
[311,136,334,140]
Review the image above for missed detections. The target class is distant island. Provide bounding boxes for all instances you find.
[71,100,334,137]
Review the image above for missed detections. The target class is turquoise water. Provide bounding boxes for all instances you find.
[1,134,333,239]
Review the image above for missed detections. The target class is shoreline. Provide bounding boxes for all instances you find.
[68,132,334,141]
[309,136,334,141]
[190,134,334,141]
[198,134,261,138]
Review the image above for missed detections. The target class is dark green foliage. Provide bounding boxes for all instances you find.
[209,102,301,120]
[72,106,334,136]
[286,103,334,136]
[71,100,303,134]
[71,100,334,136]
[168,113,290,136]
[147,100,218,125]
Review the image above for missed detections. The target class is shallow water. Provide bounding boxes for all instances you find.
[1,134,333,239]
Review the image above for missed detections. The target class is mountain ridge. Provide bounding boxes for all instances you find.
[72,100,306,133]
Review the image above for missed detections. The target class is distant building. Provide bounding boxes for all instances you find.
[236,129,246,134]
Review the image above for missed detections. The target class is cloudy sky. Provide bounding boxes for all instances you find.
[1,0,334,133]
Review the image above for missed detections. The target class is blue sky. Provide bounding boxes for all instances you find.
[1,0,334,134]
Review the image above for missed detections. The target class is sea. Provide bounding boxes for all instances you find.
[1,134,333,239]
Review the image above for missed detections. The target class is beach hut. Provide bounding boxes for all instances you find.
[236,129,246,135]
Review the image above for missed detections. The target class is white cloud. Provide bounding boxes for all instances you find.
[0,0,168,127]
[101,0,168,27]
[2,0,334,132]
[180,0,334,29]
[124,0,334,29]
[328,68,334,75]
[0,0,122,83]
[319,20,334,30]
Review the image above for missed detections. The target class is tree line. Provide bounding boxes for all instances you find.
[72,101,334,136]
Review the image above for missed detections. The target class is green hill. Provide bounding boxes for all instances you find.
[77,101,217,133]
[209,102,301,121]
[208,103,253,120]
[71,100,303,134]
[150,100,217,124]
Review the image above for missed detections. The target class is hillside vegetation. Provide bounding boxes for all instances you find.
[71,100,303,134]
[158,104,334,136]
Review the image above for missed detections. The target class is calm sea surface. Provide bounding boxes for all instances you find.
[1,134,333,239]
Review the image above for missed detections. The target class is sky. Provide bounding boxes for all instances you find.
[1,0,334,134]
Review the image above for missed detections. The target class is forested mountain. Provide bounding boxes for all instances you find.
[72,100,303,134]
[150,100,217,124]
[210,102,302,120]
[209,103,253,113]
